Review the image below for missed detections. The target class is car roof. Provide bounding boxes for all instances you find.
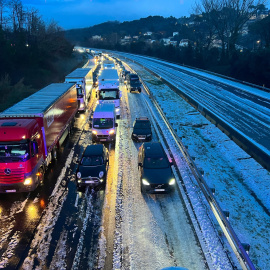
[84,144,104,156]
[143,142,165,157]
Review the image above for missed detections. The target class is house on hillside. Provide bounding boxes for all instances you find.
[92,35,102,40]
[179,39,189,47]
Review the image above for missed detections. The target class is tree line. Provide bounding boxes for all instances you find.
[71,0,270,88]
[0,0,81,111]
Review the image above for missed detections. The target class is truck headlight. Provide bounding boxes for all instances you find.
[142,179,150,185]
[169,178,176,185]
[92,130,97,135]
[115,108,120,112]
[24,177,32,185]
[77,172,81,179]
[99,171,104,178]
[109,129,115,135]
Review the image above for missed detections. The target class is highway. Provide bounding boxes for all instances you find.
[0,54,269,270]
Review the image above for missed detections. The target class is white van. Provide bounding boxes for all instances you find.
[91,104,118,143]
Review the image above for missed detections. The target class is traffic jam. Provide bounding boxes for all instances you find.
[0,50,254,270]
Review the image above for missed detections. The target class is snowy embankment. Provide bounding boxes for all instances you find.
[124,59,270,270]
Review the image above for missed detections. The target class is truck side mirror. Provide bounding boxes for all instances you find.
[138,162,142,167]
[89,123,92,128]
[115,123,118,127]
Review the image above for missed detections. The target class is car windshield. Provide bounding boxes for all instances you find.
[144,157,169,169]
[134,121,150,129]
[98,90,119,100]
[0,143,30,161]
[81,156,103,166]
[93,118,113,129]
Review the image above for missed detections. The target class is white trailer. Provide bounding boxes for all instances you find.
[65,66,95,111]
[97,69,121,118]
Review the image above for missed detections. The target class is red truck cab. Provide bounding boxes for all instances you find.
[0,119,44,193]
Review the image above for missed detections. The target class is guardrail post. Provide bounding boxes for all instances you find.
[242,243,251,254]
[223,210,230,220]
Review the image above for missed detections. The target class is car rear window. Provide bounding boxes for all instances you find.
[144,157,169,169]
[134,121,151,129]
[81,156,103,166]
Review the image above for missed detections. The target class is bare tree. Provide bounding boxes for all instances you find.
[8,0,24,31]
[0,0,7,28]
[195,0,266,55]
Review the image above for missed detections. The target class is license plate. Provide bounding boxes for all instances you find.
[155,189,165,192]
[85,181,95,184]
[100,139,106,141]
[5,189,16,193]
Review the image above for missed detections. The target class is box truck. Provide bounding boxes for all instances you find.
[65,67,94,111]
[97,69,121,118]
[0,83,78,193]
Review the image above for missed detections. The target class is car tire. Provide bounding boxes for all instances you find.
[141,183,145,194]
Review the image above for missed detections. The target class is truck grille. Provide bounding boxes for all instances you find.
[0,168,24,184]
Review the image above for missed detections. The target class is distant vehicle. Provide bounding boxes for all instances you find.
[76,144,109,189]
[0,83,78,193]
[131,117,152,142]
[126,73,142,93]
[138,142,175,194]
[91,104,118,143]
[122,70,130,80]
[65,67,94,112]
[97,69,121,118]
[102,60,115,69]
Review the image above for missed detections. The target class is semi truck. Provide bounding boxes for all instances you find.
[0,83,78,193]
[97,69,121,118]
[65,67,94,111]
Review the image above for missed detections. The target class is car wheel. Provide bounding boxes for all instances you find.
[141,183,145,194]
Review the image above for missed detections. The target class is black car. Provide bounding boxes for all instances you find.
[126,74,141,93]
[131,117,152,142]
[138,142,175,194]
[76,144,109,189]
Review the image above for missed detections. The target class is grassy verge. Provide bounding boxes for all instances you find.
[0,52,88,112]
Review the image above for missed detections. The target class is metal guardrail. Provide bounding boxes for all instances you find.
[117,52,270,172]
[139,76,256,270]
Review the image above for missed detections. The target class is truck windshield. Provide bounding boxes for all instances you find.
[93,118,113,129]
[0,143,30,161]
[98,90,119,100]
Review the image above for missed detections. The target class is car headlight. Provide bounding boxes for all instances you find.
[77,172,81,179]
[109,129,115,135]
[92,130,97,135]
[142,179,150,185]
[80,103,84,108]
[115,108,120,112]
[24,177,32,185]
[99,171,104,178]
[169,178,176,185]
[132,134,137,137]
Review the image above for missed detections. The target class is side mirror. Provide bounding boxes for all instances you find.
[138,162,142,167]
[89,123,92,128]
[115,123,118,127]
[170,161,174,166]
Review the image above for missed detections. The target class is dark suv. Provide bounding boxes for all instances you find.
[138,142,175,194]
[126,74,141,93]
[76,144,109,189]
[131,117,152,142]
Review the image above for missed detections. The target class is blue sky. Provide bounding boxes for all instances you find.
[22,0,195,30]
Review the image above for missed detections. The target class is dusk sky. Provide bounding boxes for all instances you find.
[21,0,195,30]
